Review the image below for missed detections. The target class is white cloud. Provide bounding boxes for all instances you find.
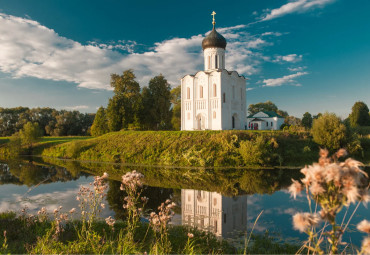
[262,71,308,87]
[288,66,306,72]
[261,0,335,21]
[0,12,305,91]
[0,13,282,89]
[63,105,89,110]
[261,32,283,37]
[274,54,303,63]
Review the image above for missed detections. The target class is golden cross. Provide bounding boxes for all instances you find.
[211,11,216,27]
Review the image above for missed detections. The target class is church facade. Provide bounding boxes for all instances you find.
[181,13,246,130]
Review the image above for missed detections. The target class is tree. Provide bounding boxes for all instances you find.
[19,122,43,148]
[148,75,172,130]
[139,87,155,129]
[139,75,172,130]
[349,101,370,127]
[91,107,109,136]
[248,100,288,118]
[170,85,181,130]
[248,101,278,115]
[311,113,347,151]
[302,112,313,129]
[285,116,302,126]
[106,70,142,131]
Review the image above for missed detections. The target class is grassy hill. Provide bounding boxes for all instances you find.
[40,130,320,167]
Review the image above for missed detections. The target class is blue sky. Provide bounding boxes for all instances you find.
[0,0,369,118]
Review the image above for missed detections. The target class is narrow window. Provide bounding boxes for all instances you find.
[187,87,190,99]
[213,84,217,97]
[232,116,235,129]
[223,213,227,223]
[222,55,224,68]
[214,220,218,232]
[267,122,268,127]
[208,56,211,69]
[200,86,203,98]
[187,112,190,120]
[213,198,217,206]
[271,122,273,126]
[188,194,191,202]
[213,111,216,119]
[223,93,226,103]
[215,55,218,69]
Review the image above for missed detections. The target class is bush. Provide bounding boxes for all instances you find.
[311,113,347,151]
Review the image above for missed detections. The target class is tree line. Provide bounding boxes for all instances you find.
[0,107,95,137]
[248,100,370,130]
[91,70,181,136]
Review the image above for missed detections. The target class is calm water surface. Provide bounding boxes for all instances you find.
[0,157,368,248]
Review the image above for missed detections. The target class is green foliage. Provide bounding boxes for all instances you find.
[42,130,322,167]
[239,135,276,166]
[107,70,142,131]
[0,107,94,137]
[140,75,172,130]
[349,101,370,127]
[90,107,109,137]
[170,85,181,131]
[19,122,43,148]
[311,113,347,151]
[248,101,278,115]
[248,101,288,117]
[301,112,313,129]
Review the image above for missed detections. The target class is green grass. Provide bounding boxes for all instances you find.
[41,130,321,167]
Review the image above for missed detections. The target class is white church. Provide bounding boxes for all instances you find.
[181,12,247,130]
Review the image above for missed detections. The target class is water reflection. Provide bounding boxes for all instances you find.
[182,189,247,238]
[0,157,368,248]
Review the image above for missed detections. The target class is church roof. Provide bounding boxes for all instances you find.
[202,27,227,50]
[247,111,284,118]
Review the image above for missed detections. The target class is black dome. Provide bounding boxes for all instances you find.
[202,28,227,50]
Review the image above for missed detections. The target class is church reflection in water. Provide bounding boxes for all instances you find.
[181,189,248,238]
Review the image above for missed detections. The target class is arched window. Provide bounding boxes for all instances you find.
[215,55,218,68]
[223,93,226,103]
[213,84,217,97]
[199,86,203,98]
[187,87,190,99]
[232,116,235,129]
[213,111,216,119]
[208,56,211,69]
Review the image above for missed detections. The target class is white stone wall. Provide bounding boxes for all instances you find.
[181,70,246,130]
[221,70,246,130]
[204,48,225,70]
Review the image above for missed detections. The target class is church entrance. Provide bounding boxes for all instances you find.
[196,114,206,130]
[232,114,240,129]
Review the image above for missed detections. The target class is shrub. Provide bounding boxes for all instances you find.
[311,113,347,151]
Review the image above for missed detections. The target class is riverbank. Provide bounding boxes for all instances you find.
[1,130,370,167]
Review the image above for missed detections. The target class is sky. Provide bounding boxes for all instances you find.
[0,0,370,118]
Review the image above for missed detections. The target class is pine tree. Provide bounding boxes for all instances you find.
[91,107,109,136]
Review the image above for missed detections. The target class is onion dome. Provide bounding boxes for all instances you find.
[202,11,227,50]
[202,27,227,50]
